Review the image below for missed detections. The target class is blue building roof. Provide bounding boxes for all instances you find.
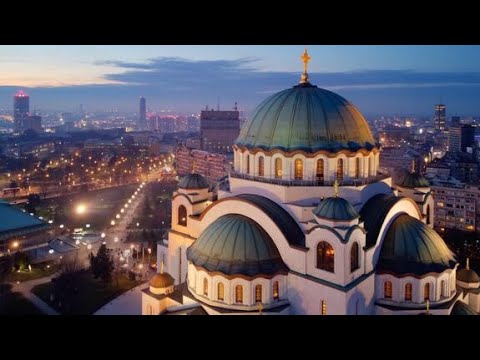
[178,173,209,190]
[0,202,47,237]
[313,196,359,221]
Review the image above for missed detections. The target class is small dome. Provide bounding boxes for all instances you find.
[398,172,430,188]
[457,268,480,283]
[149,272,175,288]
[235,83,377,153]
[178,173,209,190]
[378,214,456,275]
[186,214,288,277]
[313,197,359,221]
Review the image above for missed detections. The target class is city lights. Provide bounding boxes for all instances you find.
[76,204,87,215]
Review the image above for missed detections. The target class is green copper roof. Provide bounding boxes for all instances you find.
[398,172,430,188]
[236,83,377,153]
[457,268,480,283]
[313,196,359,221]
[378,214,456,275]
[0,202,46,234]
[178,173,209,189]
[450,301,477,315]
[186,214,288,277]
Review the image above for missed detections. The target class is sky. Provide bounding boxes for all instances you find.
[1,45,480,117]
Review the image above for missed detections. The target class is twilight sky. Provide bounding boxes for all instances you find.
[1,45,480,117]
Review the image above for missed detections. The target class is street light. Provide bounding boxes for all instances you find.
[101,233,106,238]
[114,237,119,243]
[59,224,64,229]
[76,204,87,215]
[12,241,19,249]
[116,214,120,219]
[86,224,91,228]
[111,220,116,226]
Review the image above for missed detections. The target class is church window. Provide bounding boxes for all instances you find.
[317,241,335,273]
[424,283,430,301]
[203,278,208,297]
[384,281,393,299]
[275,158,282,179]
[255,284,262,303]
[217,282,224,301]
[316,159,324,182]
[273,281,279,300]
[405,283,412,301]
[350,242,359,272]
[178,205,187,226]
[235,285,243,304]
[337,158,344,180]
[294,159,303,180]
[440,280,446,297]
[258,156,264,177]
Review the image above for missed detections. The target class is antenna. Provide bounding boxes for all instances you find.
[234,102,238,111]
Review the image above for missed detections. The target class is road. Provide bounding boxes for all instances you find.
[11,275,59,315]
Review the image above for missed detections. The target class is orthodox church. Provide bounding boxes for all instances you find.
[142,50,479,315]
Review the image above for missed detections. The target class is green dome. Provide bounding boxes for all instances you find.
[378,214,456,275]
[313,196,359,221]
[186,214,288,277]
[398,172,430,188]
[178,173,209,190]
[236,83,377,153]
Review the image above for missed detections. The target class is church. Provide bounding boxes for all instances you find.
[142,50,479,315]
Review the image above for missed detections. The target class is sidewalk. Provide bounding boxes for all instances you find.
[11,276,60,315]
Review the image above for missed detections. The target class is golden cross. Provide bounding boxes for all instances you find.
[161,260,164,274]
[426,300,430,314]
[301,48,311,75]
[258,302,263,315]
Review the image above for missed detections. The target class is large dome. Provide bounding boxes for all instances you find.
[186,214,288,277]
[235,83,377,153]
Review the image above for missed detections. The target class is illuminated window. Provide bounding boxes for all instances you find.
[405,283,412,301]
[317,241,335,273]
[384,281,393,299]
[258,156,264,177]
[246,155,250,174]
[336,158,344,180]
[235,285,243,304]
[350,242,359,272]
[424,283,430,301]
[440,280,446,298]
[255,284,262,303]
[203,278,208,297]
[294,159,303,180]
[316,159,324,181]
[321,300,327,315]
[273,281,279,300]
[178,205,187,226]
[275,158,283,179]
[217,282,224,301]
[355,157,360,179]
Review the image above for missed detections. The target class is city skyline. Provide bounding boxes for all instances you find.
[1,45,480,116]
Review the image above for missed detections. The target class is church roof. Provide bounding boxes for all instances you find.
[313,196,359,221]
[186,214,288,277]
[450,301,477,315]
[377,214,456,276]
[149,272,175,288]
[178,173,209,190]
[457,268,480,283]
[235,83,377,153]
[398,172,430,188]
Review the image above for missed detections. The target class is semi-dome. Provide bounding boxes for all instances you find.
[186,214,288,277]
[378,214,456,275]
[398,171,430,188]
[313,196,359,221]
[235,83,377,153]
[150,272,175,288]
[178,173,209,190]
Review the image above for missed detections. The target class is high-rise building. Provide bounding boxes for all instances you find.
[434,104,446,132]
[139,97,146,130]
[22,115,42,133]
[200,107,240,153]
[451,116,461,127]
[13,90,30,132]
[449,124,475,153]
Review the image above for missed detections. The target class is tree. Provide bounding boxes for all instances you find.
[89,244,114,283]
[25,193,41,214]
[0,255,13,308]
[13,251,29,271]
[51,255,84,314]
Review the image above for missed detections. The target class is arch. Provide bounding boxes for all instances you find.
[426,205,431,226]
[440,280,446,298]
[217,282,224,301]
[255,284,262,303]
[384,281,393,299]
[178,205,187,226]
[355,157,360,179]
[337,158,344,180]
[316,159,324,182]
[274,157,283,179]
[317,241,335,273]
[273,281,279,300]
[405,283,412,301]
[203,278,208,297]
[258,156,265,177]
[294,159,303,180]
[424,283,430,301]
[350,242,359,272]
[235,285,243,304]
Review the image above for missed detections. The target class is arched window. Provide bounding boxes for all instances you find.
[274,158,282,179]
[203,278,208,297]
[426,205,431,225]
[405,283,412,301]
[255,284,262,303]
[337,158,344,180]
[384,281,393,299]
[294,159,303,180]
[147,304,153,315]
[350,242,359,272]
[424,283,430,301]
[355,157,360,179]
[316,159,324,182]
[317,241,335,273]
[217,282,224,301]
[246,155,250,175]
[258,156,264,177]
[235,285,243,304]
[441,280,446,297]
[178,205,187,226]
[273,281,279,300]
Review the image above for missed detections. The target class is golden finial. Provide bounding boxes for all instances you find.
[410,160,415,174]
[300,48,311,84]
[466,258,470,270]
[161,260,164,274]
[333,179,339,197]
[258,302,263,315]
[426,300,430,314]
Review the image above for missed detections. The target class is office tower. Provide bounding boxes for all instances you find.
[13,90,30,132]
[139,97,146,130]
[200,106,240,153]
[434,104,446,131]
[449,124,475,153]
[451,116,461,126]
[22,115,42,133]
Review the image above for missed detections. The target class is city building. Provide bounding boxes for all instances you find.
[451,116,461,127]
[139,97,146,130]
[144,51,476,315]
[449,124,475,153]
[434,104,447,132]
[200,107,239,153]
[176,147,230,182]
[22,115,43,133]
[426,151,478,184]
[13,90,30,132]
